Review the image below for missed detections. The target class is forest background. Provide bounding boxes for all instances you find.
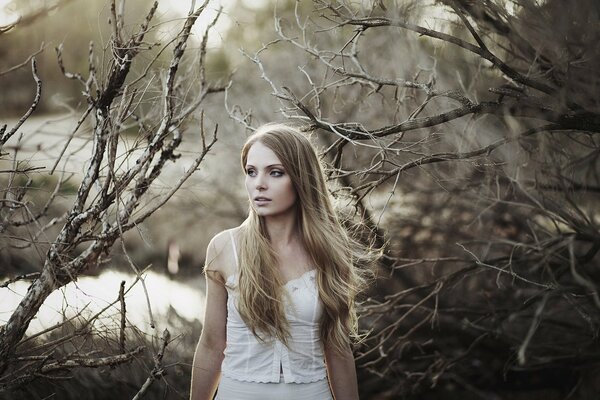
[1,0,599,399]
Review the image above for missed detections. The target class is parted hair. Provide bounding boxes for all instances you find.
[236,123,369,354]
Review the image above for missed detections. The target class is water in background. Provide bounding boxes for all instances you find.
[0,270,205,338]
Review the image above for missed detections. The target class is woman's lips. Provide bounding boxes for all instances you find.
[254,197,271,206]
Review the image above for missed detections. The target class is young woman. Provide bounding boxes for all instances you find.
[190,124,368,400]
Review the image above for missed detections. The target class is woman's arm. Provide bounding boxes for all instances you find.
[324,343,360,400]
[190,240,228,400]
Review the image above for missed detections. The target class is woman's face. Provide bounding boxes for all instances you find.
[244,141,297,218]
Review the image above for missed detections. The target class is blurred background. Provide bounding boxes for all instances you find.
[1,0,600,399]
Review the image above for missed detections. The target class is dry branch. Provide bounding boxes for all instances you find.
[0,0,227,391]
[131,329,170,400]
[235,1,600,397]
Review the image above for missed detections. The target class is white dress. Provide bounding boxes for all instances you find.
[215,231,333,399]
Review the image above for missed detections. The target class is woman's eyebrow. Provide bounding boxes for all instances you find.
[245,164,284,169]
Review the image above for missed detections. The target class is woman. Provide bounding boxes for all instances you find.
[190,124,369,399]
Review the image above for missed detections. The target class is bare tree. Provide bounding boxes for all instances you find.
[0,0,226,393]
[238,0,600,397]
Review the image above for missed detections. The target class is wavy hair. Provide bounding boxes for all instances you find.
[237,123,370,354]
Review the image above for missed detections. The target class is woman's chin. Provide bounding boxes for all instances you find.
[252,204,297,218]
[252,207,269,216]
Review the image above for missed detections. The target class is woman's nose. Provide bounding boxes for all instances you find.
[255,173,267,190]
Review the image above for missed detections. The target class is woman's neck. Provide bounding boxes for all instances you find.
[264,211,299,248]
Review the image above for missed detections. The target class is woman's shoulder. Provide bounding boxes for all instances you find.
[208,226,242,250]
[205,226,243,277]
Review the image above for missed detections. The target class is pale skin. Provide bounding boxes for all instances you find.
[189,141,359,399]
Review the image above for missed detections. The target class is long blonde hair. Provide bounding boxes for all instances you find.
[237,123,369,354]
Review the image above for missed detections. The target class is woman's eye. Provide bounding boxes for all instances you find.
[271,170,284,177]
[246,169,256,176]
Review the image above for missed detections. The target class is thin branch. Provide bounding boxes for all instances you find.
[0,58,42,147]
[517,292,549,365]
[118,281,126,353]
[0,43,45,77]
[131,329,170,400]
[340,15,555,94]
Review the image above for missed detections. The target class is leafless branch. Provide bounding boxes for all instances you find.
[0,59,42,147]
[0,1,228,390]
[131,329,170,400]
[231,1,600,396]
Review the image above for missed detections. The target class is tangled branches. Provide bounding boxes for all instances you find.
[243,0,600,397]
[0,0,226,393]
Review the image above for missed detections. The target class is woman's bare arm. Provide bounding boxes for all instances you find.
[325,343,360,400]
[190,238,228,400]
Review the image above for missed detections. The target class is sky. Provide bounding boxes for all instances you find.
[0,1,225,30]
[0,0,268,44]
[0,0,17,26]
[162,0,269,46]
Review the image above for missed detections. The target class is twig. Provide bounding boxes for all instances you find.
[131,329,170,400]
[341,16,555,94]
[517,292,549,365]
[0,273,41,288]
[119,280,126,353]
[569,238,600,309]
[0,59,42,147]
[0,43,45,77]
